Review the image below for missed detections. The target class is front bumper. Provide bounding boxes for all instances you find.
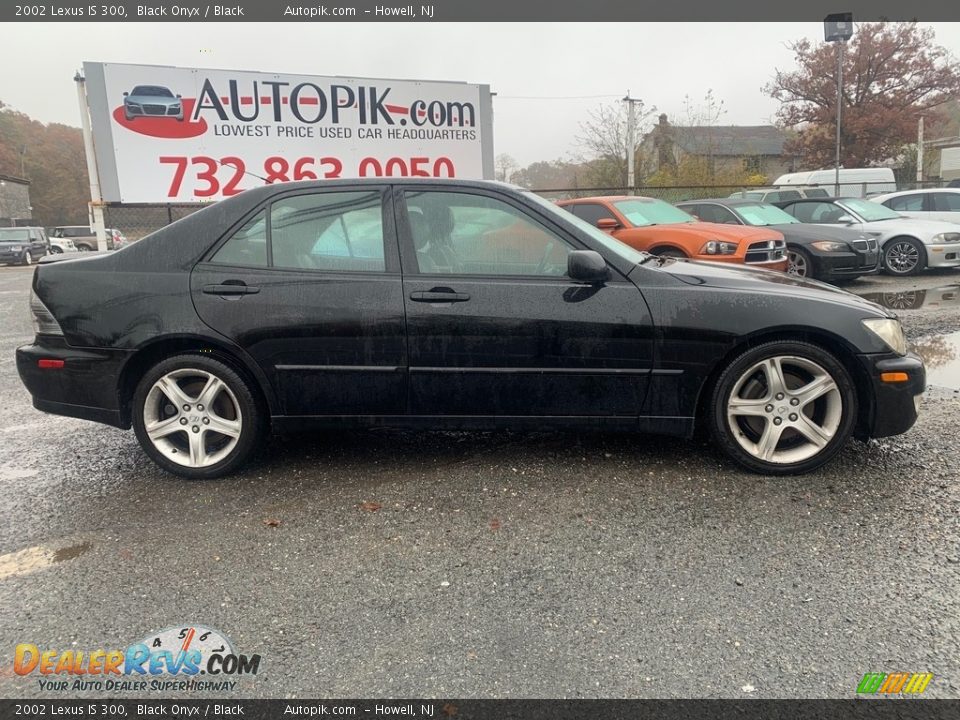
[925,242,960,268]
[693,254,789,272]
[856,352,925,439]
[0,249,27,264]
[16,337,131,429]
[809,249,880,279]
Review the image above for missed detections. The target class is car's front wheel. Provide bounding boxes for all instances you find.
[786,246,813,278]
[709,341,857,475]
[882,237,926,276]
[132,355,266,479]
[21,251,33,266]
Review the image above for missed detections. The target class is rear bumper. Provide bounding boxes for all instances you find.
[857,352,925,439]
[16,338,131,429]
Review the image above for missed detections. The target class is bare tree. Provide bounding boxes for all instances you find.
[575,100,655,189]
[495,153,518,183]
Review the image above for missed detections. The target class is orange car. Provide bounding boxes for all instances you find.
[558,196,788,271]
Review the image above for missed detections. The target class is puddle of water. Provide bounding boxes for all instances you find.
[0,541,93,580]
[912,331,960,390]
[52,541,93,563]
[857,285,960,311]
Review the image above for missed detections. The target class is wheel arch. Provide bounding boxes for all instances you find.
[116,335,278,427]
[648,244,689,257]
[692,326,873,438]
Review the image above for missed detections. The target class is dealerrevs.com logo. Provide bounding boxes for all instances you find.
[14,625,261,692]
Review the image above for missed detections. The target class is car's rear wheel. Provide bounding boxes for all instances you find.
[132,355,265,479]
[709,341,857,475]
[882,237,926,276]
[786,246,813,278]
[76,244,93,252]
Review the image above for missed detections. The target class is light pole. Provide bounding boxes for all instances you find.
[623,92,641,195]
[824,14,853,196]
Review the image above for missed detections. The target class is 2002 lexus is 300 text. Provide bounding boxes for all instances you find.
[17,179,925,479]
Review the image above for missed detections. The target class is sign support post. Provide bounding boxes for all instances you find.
[74,71,108,252]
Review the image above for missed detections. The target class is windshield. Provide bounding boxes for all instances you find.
[131,86,174,97]
[839,198,901,222]
[612,198,697,226]
[526,192,648,266]
[735,203,800,226]
[0,229,30,241]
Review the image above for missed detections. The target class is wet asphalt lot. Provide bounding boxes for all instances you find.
[0,264,958,699]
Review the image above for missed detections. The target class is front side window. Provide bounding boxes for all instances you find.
[784,201,847,223]
[404,191,573,276]
[932,192,960,212]
[695,204,739,224]
[566,203,617,227]
[838,198,900,222]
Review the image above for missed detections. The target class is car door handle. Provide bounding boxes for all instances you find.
[203,283,260,296]
[409,290,471,303]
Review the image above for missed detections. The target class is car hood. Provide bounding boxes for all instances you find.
[622,222,782,243]
[767,223,871,243]
[658,257,890,316]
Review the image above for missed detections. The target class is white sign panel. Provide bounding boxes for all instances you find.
[83,62,493,203]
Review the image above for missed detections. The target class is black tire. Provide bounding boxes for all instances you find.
[50,246,63,254]
[653,247,687,259]
[882,237,926,276]
[708,341,857,475]
[132,354,266,479]
[76,244,93,252]
[786,246,814,278]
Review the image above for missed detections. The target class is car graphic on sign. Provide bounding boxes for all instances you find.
[123,85,184,121]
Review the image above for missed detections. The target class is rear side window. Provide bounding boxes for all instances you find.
[210,191,386,272]
[211,211,268,266]
[885,194,924,212]
[695,204,739,224]
[271,192,385,272]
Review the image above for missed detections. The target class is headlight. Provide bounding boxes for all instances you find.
[810,241,848,252]
[862,318,907,355]
[700,240,738,255]
[932,232,960,243]
[29,290,64,336]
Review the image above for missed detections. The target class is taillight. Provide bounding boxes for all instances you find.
[29,290,64,336]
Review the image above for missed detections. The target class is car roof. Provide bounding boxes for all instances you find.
[678,198,762,207]
[558,195,656,204]
[877,187,960,196]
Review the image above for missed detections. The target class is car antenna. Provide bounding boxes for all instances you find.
[217,158,268,183]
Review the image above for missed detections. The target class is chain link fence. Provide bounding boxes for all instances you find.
[100,179,956,242]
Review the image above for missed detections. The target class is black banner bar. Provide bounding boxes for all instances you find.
[2,700,960,720]
[4,0,960,22]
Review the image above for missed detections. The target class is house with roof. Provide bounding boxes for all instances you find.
[643,114,797,182]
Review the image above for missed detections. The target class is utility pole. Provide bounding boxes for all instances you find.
[834,40,844,196]
[917,116,924,185]
[824,14,853,196]
[623,92,640,195]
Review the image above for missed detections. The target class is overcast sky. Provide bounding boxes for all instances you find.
[2,22,959,166]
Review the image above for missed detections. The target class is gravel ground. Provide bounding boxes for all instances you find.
[0,265,957,699]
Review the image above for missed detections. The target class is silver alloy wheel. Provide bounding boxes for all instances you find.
[885,241,920,274]
[726,355,842,464]
[23,251,32,265]
[142,368,242,468]
[786,250,807,277]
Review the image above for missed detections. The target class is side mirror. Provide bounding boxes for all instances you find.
[176,94,182,98]
[596,218,620,231]
[123,91,128,96]
[836,214,856,224]
[568,250,609,283]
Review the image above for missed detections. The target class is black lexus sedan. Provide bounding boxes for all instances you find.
[675,198,880,282]
[17,179,924,479]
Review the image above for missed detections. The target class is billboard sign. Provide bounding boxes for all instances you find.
[82,62,494,203]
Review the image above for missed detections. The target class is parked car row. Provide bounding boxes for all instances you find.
[553,186,960,282]
[51,226,128,251]
[0,226,133,266]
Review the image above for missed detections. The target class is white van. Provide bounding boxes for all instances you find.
[773,168,896,198]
